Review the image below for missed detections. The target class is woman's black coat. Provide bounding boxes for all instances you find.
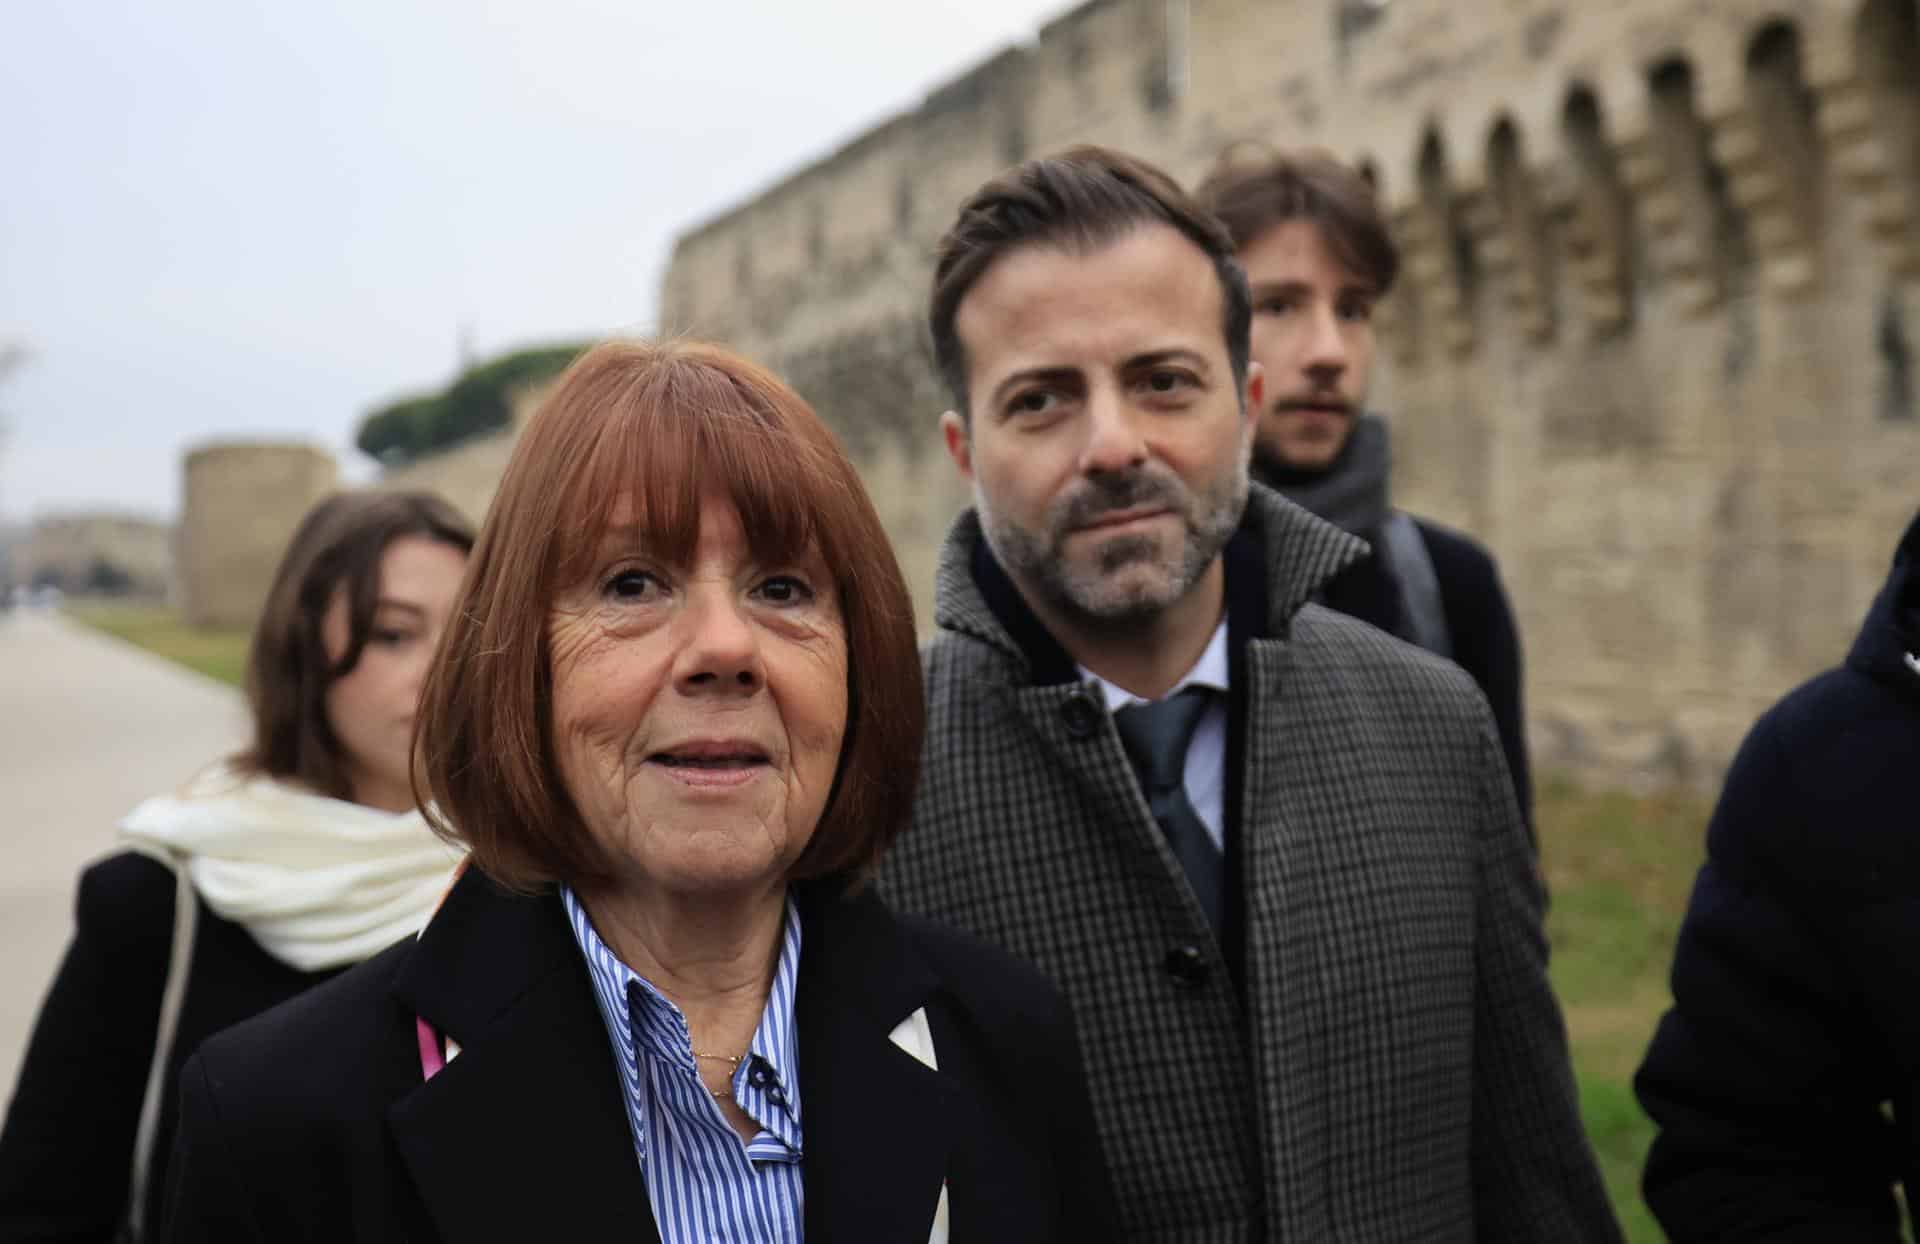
[161,866,1116,1242]
[1636,509,1920,1241]
[0,851,337,1241]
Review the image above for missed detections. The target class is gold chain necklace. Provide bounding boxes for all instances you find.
[693,1048,748,1099]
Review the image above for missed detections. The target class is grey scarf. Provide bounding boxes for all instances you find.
[1251,413,1453,657]
[1252,412,1392,536]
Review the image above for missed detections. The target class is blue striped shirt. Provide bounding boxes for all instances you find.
[562,888,805,1243]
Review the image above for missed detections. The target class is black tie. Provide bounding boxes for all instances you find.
[1113,688,1224,933]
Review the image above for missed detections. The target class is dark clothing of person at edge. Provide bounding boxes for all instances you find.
[0,855,339,1241]
[1636,507,1920,1242]
[1253,411,1532,835]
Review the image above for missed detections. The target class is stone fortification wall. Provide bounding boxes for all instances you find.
[376,376,560,525]
[178,443,338,629]
[659,0,1920,791]
[377,431,518,527]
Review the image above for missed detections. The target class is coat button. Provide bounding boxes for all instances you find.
[1060,690,1101,739]
[1164,944,1209,987]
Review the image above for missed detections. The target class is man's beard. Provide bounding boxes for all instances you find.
[977,458,1249,631]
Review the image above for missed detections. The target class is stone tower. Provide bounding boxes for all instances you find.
[178,442,338,630]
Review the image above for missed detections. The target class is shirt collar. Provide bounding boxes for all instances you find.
[561,887,804,1154]
[1079,618,1230,712]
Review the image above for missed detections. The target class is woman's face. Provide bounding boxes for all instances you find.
[548,492,848,899]
[322,535,470,812]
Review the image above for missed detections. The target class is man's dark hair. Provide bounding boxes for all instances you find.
[1192,145,1399,296]
[928,145,1251,415]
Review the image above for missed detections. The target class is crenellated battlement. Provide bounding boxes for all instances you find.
[663,0,1920,346]
[660,0,1920,792]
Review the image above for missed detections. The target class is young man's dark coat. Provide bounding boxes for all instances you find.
[1321,516,1530,826]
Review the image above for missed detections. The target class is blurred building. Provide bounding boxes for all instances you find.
[178,443,337,628]
[655,0,1920,792]
[14,513,173,599]
[166,376,556,637]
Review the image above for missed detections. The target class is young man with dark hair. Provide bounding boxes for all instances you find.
[883,145,1616,1240]
[1194,147,1534,834]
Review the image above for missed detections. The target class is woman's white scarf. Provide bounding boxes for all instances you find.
[118,764,465,972]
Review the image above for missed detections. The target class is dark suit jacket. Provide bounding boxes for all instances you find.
[161,866,1114,1243]
[0,851,337,1242]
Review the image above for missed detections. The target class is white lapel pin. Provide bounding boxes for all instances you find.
[885,1007,948,1243]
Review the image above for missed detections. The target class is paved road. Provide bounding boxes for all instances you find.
[0,608,245,1103]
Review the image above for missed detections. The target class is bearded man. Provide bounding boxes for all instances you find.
[880,145,1615,1241]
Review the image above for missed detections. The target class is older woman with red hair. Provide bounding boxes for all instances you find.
[160,340,1114,1243]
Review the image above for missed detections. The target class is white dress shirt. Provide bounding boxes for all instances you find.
[1079,620,1230,849]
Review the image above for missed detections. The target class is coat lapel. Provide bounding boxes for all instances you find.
[1236,636,1338,1234]
[796,883,957,1242]
[1232,491,1366,1234]
[385,870,657,1243]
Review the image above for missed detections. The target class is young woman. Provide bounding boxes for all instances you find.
[0,489,474,1242]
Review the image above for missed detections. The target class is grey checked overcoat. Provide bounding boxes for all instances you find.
[881,487,1618,1242]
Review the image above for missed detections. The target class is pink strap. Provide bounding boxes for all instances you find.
[413,859,469,1082]
[416,1017,446,1081]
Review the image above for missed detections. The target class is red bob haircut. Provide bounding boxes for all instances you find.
[414,339,923,892]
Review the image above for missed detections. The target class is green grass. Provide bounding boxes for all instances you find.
[58,601,1707,1236]
[1540,773,1709,1243]
[66,602,251,687]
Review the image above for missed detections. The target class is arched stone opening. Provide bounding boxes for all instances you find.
[1854,0,1920,270]
[1485,116,1556,340]
[1416,126,1478,354]
[1744,20,1824,277]
[1358,153,1422,363]
[1880,289,1916,420]
[1562,84,1636,335]
[1646,55,1752,309]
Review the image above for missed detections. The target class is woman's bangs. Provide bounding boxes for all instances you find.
[556,367,826,582]
[704,404,827,571]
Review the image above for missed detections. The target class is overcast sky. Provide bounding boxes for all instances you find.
[0,0,1066,522]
